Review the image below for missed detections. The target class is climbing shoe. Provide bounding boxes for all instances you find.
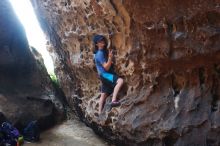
[111,101,121,107]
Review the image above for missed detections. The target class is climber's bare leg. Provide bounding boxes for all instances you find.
[112,78,124,102]
[99,93,108,114]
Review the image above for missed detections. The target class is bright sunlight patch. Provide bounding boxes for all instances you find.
[9,0,55,75]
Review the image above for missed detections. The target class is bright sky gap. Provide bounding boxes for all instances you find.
[9,0,54,74]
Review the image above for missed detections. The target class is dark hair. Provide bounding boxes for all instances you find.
[93,35,109,58]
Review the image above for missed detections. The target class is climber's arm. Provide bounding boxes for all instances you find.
[102,50,113,71]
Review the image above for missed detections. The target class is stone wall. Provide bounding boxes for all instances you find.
[0,0,66,130]
[32,0,220,145]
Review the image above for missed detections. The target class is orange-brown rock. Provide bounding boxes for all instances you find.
[32,0,220,145]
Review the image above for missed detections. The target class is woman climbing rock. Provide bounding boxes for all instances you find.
[93,34,124,115]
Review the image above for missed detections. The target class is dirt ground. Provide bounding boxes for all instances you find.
[24,119,111,146]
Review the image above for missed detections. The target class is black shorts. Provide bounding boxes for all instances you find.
[99,72,118,94]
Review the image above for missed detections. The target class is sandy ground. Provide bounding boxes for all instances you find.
[24,119,110,146]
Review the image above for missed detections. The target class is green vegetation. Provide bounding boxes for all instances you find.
[50,73,60,87]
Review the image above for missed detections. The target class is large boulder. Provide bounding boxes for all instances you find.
[0,0,66,130]
[32,0,220,145]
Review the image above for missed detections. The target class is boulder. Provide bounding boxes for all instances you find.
[32,0,220,145]
[0,0,66,130]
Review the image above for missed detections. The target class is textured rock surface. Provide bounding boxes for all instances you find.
[0,0,65,129]
[32,0,220,145]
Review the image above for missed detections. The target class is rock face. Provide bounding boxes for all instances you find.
[0,0,65,130]
[32,0,220,145]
